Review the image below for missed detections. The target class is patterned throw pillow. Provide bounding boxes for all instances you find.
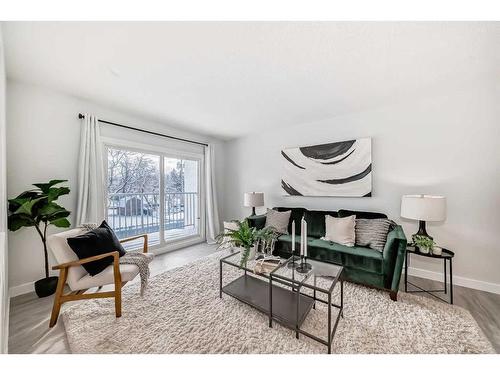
[355,218,395,251]
[265,209,291,234]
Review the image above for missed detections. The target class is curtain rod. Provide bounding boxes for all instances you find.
[78,113,208,147]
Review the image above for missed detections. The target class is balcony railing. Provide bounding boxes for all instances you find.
[107,192,198,243]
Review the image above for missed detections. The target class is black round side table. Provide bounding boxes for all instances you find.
[404,246,455,304]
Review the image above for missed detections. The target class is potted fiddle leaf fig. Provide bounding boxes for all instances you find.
[8,180,71,297]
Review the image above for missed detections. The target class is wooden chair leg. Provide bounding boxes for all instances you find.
[113,258,122,318]
[49,268,67,328]
[115,284,122,317]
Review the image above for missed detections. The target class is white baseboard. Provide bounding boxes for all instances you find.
[9,281,34,298]
[406,266,500,295]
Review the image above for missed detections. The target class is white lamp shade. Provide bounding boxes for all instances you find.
[401,195,446,222]
[244,192,264,207]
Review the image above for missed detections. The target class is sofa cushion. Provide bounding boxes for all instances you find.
[275,235,384,275]
[304,209,338,238]
[338,209,387,219]
[309,238,384,274]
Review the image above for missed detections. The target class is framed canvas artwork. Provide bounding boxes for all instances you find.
[281,137,372,197]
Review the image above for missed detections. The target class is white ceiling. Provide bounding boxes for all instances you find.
[3,22,499,139]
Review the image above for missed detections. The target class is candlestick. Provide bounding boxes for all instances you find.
[287,220,299,269]
[304,220,307,258]
[296,216,312,274]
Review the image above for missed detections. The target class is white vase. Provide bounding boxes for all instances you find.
[239,246,256,264]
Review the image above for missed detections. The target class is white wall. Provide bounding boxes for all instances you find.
[0,24,9,354]
[6,80,225,295]
[223,76,500,293]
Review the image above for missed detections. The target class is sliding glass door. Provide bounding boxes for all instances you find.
[106,145,204,251]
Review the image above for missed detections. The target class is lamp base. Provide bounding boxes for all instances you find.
[414,220,433,241]
[251,207,256,216]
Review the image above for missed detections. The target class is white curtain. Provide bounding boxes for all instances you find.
[205,144,220,244]
[76,114,105,225]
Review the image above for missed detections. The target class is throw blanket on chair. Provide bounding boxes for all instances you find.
[119,252,154,295]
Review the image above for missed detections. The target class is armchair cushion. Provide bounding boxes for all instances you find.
[67,221,126,276]
[73,253,155,290]
[48,228,89,290]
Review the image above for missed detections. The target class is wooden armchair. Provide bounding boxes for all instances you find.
[46,228,151,328]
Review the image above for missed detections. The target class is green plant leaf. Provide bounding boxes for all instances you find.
[13,197,45,216]
[33,179,68,193]
[47,186,70,202]
[8,214,35,231]
[38,202,66,216]
[50,218,71,228]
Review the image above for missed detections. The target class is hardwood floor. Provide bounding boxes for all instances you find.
[8,245,500,353]
[401,275,500,353]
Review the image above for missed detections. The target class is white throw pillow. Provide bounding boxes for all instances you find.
[321,215,356,247]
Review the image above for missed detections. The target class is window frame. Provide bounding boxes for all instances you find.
[102,136,206,254]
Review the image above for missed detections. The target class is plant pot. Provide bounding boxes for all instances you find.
[418,246,430,254]
[432,246,442,256]
[239,246,256,265]
[34,276,59,298]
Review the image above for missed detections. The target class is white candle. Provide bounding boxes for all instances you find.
[300,217,305,257]
[291,220,295,253]
[304,220,308,257]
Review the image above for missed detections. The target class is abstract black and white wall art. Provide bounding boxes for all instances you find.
[281,138,372,197]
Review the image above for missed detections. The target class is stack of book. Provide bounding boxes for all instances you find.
[254,256,282,274]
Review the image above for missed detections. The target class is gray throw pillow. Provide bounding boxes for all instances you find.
[355,218,395,251]
[265,209,291,234]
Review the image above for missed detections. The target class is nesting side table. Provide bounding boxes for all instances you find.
[404,246,455,304]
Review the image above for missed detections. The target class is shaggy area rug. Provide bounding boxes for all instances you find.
[62,250,494,354]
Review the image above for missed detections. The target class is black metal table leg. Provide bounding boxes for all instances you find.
[327,292,332,354]
[219,260,223,298]
[450,258,454,304]
[313,275,316,309]
[443,258,447,294]
[269,274,273,327]
[295,285,300,339]
[340,279,344,318]
[405,250,409,292]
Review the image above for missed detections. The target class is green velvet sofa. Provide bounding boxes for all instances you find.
[248,207,407,301]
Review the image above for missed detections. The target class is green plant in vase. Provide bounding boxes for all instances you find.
[216,219,276,267]
[412,234,435,254]
[8,180,71,297]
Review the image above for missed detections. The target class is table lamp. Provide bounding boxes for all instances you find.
[244,192,264,216]
[400,194,446,240]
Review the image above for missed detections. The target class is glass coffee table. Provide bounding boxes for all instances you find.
[220,252,344,353]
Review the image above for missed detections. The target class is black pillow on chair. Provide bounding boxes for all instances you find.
[67,221,126,276]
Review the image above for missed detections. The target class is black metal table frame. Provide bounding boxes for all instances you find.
[220,251,344,354]
[404,248,454,304]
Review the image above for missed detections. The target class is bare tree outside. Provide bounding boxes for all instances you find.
[106,148,198,246]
